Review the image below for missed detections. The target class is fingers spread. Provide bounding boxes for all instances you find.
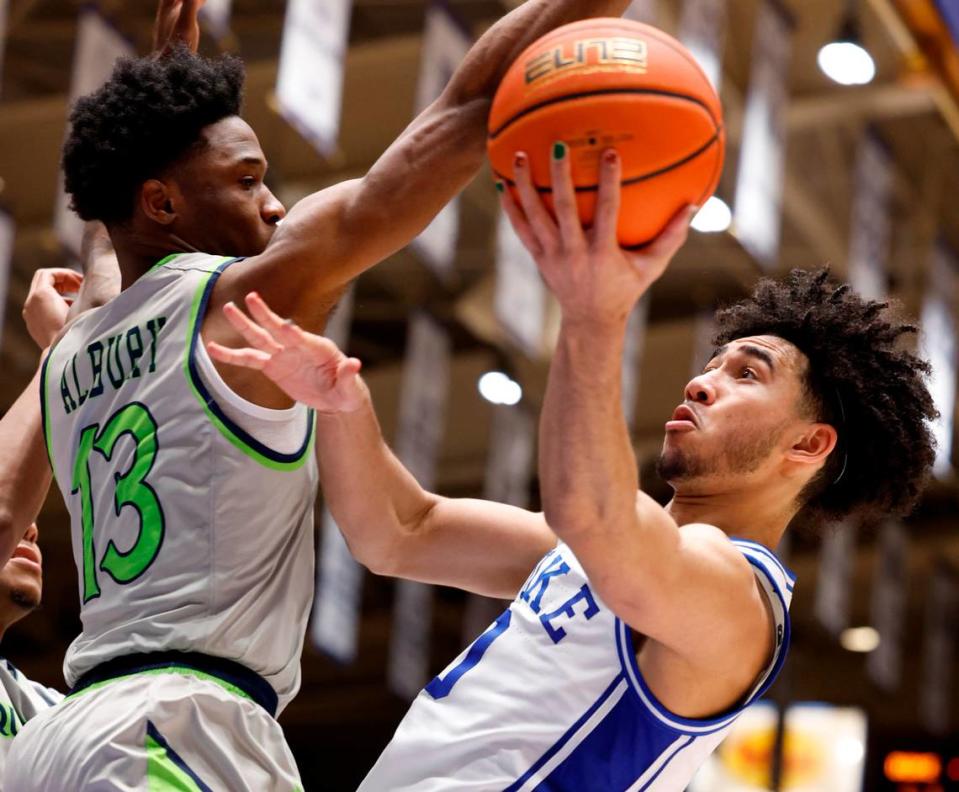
[512,152,557,252]
[549,142,583,242]
[207,341,269,371]
[222,301,282,353]
[592,149,623,247]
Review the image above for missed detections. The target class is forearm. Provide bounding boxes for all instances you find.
[0,364,53,565]
[446,0,631,106]
[539,319,639,538]
[314,379,436,573]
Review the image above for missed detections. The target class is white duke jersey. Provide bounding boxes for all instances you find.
[41,253,318,712]
[361,538,794,791]
[0,657,62,779]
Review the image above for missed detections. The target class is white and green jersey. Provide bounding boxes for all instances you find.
[0,656,62,782]
[41,253,318,714]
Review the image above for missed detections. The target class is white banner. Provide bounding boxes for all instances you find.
[494,211,546,357]
[622,297,650,431]
[484,405,535,509]
[920,565,958,735]
[410,3,471,278]
[733,0,793,268]
[310,285,361,662]
[0,0,8,99]
[690,308,717,379]
[678,0,727,90]
[0,211,13,352]
[814,522,855,636]
[311,508,364,663]
[624,0,660,24]
[921,243,958,478]
[847,132,892,301]
[275,0,352,156]
[200,0,232,40]
[388,314,451,698]
[56,8,135,256]
[866,520,908,691]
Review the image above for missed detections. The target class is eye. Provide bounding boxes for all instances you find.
[740,367,757,380]
[240,176,257,189]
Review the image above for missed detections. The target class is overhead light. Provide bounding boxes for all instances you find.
[818,3,876,86]
[478,371,522,406]
[839,626,880,653]
[691,196,731,233]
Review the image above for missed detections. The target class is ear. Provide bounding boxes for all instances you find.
[139,179,179,225]
[785,423,838,469]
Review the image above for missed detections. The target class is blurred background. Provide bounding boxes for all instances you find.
[1,0,959,789]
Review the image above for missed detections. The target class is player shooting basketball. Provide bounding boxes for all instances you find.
[206,144,937,787]
[4,0,637,789]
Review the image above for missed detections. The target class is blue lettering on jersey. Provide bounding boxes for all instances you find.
[520,554,571,613]
[540,583,601,644]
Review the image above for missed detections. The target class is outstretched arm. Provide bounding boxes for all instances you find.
[501,146,770,667]
[0,268,87,566]
[208,294,555,598]
[213,0,632,331]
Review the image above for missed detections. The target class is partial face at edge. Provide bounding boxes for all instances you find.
[163,116,287,257]
[657,335,815,489]
[0,524,43,628]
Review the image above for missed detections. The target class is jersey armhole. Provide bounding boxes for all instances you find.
[183,258,315,472]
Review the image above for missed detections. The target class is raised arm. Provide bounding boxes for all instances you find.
[207,293,555,598]
[500,146,771,667]
[214,0,632,330]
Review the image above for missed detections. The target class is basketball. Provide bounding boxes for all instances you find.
[488,18,725,248]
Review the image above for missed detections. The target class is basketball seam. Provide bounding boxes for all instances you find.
[488,87,719,141]
[492,129,722,194]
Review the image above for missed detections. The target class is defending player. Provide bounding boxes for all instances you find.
[208,147,936,789]
[0,263,115,784]
[5,1,634,789]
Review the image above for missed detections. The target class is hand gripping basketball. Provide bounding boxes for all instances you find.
[499,143,693,327]
[488,18,724,248]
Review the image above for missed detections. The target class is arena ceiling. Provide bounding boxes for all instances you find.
[1,0,959,788]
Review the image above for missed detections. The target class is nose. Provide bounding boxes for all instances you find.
[23,523,39,543]
[262,190,286,226]
[684,372,717,406]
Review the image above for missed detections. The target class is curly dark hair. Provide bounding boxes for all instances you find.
[713,268,937,523]
[62,45,245,224]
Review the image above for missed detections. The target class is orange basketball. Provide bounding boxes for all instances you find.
[488,18,725,249]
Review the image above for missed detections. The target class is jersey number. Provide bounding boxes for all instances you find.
[71,402,165,602]
[425,609,512,700]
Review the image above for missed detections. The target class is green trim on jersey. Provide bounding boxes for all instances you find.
[150,253,182,272]
[66,666,254,703]
[146,737,204,792]
[183,263,315,471]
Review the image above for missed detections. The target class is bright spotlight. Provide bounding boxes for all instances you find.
[691,197,732,233]
[818,40,876,86]
[839,626,880,653]
[837,735,866,766]
[478,371,522,406]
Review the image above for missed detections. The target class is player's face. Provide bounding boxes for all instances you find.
[0,523,43,628]
[168,116,286,257]
[657,336,812,489]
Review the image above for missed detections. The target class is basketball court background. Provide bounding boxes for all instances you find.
[0,1,958,789]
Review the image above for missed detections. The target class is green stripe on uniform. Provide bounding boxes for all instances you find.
[146,733,205,792]
[66,666,253,703]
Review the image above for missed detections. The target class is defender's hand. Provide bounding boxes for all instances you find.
[153,0,205,56]
[207,292,365,414]
[23,268,84,349]
[500,145,693,328]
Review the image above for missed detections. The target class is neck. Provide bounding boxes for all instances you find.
[665,478,799,550]
[110,228,200,290]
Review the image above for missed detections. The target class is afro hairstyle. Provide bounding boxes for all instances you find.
[713,268,937,524]
[62,45,245,224]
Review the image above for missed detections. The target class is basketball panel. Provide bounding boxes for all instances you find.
[489,93,719,191]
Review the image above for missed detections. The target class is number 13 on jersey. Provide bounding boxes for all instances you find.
[70,401,166,602]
